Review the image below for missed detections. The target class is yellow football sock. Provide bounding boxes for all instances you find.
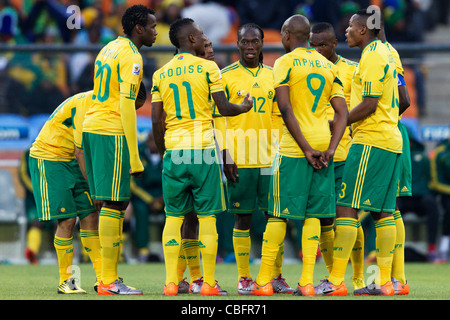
[256,217,286,286]
[272,242,285,279]
[328,218,358,286]
[99,208,122,285]
[54,236,73,284]
[27,226,42,254]
[392,210,406,283]
[233,228,251,279]
[177,244,187,282]
[351,221,365,280]
[182,239,202,282]
[162,216,184,285]
[299,218,320,286]
[319,223,334,274]
[198,216,218,287]
[118,213,126,263]
[80,229,102,282]
[375,216,396,285]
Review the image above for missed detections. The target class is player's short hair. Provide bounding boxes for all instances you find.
[311,22,336,38]
[121,5,155,36]
[355,8,381,35]
[169,18,195,49]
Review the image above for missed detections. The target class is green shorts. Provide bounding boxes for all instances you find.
[29,157,95,222]
[83,132,131,201]
[397,122,412,197]
[336,144,401,213]
[226,167,272,214]
[268,154,335,220]
[162,148,226,217]
[334,161,346,200]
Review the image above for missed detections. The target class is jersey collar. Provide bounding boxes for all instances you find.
[238,60,262,77]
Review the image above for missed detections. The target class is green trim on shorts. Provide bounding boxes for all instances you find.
[268,154,335,220]
[82,132,131,201]
[162,148,226,217]
[29,157,95,222]
[336,143,401,213]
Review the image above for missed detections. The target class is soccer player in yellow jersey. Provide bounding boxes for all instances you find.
[151,18,253,296]
[29,91,98,294]
[213,23,292,295]
[29,87,147,294]
[378,14,411,295]
[249,15,348,296]
[82,5,157,295]
[177,35,218,294]
[318,9,403,296]
[309,22,366,291]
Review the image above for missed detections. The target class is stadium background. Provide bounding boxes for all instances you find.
[0,0,449,266]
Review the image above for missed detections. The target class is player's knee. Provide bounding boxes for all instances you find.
[103,200,129,211]
[234,213,252,230]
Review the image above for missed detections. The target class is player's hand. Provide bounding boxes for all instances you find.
[222,149,239,183]
[305,149,324,170]
[223,162,239,183]
[241,93,253,112]
[94,199,103,213]
[321,149,335,167]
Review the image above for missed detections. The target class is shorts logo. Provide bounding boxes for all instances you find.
[401,186,409,192]
[132,63,141,75]
[282,208,289,214]
[59,207,66,213]
[363,199,372,206]
[233,202,240,208]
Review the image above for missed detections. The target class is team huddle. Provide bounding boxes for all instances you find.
[29,4,411,297]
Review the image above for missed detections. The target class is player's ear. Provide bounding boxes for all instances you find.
[188,32,196,44]
[135,24,144,35]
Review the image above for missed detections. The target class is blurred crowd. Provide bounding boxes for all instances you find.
[0,0,449,116]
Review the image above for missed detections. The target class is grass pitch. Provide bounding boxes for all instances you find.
[0,261,448,301]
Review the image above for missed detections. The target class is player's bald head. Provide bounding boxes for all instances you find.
[282,15,310,42]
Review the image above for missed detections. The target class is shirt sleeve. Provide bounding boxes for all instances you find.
[273,57,291,88]
[206,61,224,94]
[360,52,387,98]
[119,53,143,86]
[330,76,345,101]
[151,71,162,103]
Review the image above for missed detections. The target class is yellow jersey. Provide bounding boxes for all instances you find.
[384,41,404,77]
[385,41,406,120]
[83,36,143,135]
[215,61,281,168]
[350,39,402,153]
[30,91,94,161]
[326,55,358,162]
[273,47,344,158]
[151,52,224,150]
